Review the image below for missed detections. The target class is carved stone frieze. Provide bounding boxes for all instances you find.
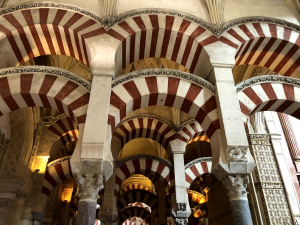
[75,174,104,202]
[236,75,300,93]
[0,66,91,91]
[226,147,248,162]
[116,154,174,169]
[222,175,249,201]
[184,157,212,170]
[248,133,293,224]
[112,69,215,94]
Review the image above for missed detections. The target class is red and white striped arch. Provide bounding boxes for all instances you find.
[41,156,73,196]
[119,206,151,224]
[0,6,106,68]
[0,71,89,124]
[178,120,209,145]
[120,183,153,195]
[117,189,158,214]
[109,76,220,141]
[109,15,217,76]
[49,117,79,146]
[237,82,300,122]
[185,158,212,189]
[113,116,187,150]
[188,190,206,205]
[115,157,174,196]
[220,23,300,77]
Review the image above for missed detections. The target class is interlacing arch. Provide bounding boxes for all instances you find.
[112,115,186,151]
[119,206,151,224]
[178,120,210,145]
[236,75,300,122]
[184,157,212,190]
[0,3,105,68]
[220,22,300,77]
[0,67,90,124]
[49,117,79,151]
[108,71,220,144]
[117,189,158,215]
[41,156,73,196]
[114,155,174,196]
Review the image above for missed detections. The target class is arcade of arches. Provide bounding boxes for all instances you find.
[2,1,300,225]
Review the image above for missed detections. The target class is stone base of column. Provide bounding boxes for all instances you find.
[230,200,252,225]
[76,201,97,225]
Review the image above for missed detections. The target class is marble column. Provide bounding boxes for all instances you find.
[75,174,104,225]
[169,140,191,225]
[222,175,253,225]
[156,180,167,225]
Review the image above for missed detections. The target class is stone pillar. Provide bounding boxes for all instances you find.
[156,180,167,225]
[71,75,113,178]
[75,174,104,225]
[151,210,157,225]
[60,179,75,225]
[169,140,191,225]
[278,113,300,170]
[222,175,252,225]
[0,193,15,225]
[248,132,294,224]
[98,168,118,225]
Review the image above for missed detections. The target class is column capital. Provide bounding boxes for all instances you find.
[75,173,104,202]
[222,175,249,201]
[174,217,188,225]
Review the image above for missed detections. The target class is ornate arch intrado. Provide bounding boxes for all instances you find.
[236,75,300,122]
[219,22,300,77]
[109,71,220,142]
[0,67,90,124]
[41,156,73,196]
[114,155,174,196]
[119,206,151,224]
[184,157,212,190]
[118,189,158,215]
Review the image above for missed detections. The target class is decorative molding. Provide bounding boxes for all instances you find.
[116,154,173,169]
[220,16,300,38]
[0,2,102,24]
[184,157,212,170]
[46,156,71,169]
[116,114,175,130]
[112,69,215,94]
[177,203,187,211]
[0,66,91,91]
[236,75,300,93]
[1,3,300,38]
[222,175,249,201]
[226,147,248,162]
[44,114,68,126]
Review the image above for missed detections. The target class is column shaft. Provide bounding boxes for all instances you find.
[76,201,97,225]
[278,113,300,160]
[157,181,167,225]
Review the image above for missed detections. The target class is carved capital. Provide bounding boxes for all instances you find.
[222,175,249,201]
[175,217,188,225]
[227,147,248,162]
[0,198,13,213]
[75,174,104,202]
